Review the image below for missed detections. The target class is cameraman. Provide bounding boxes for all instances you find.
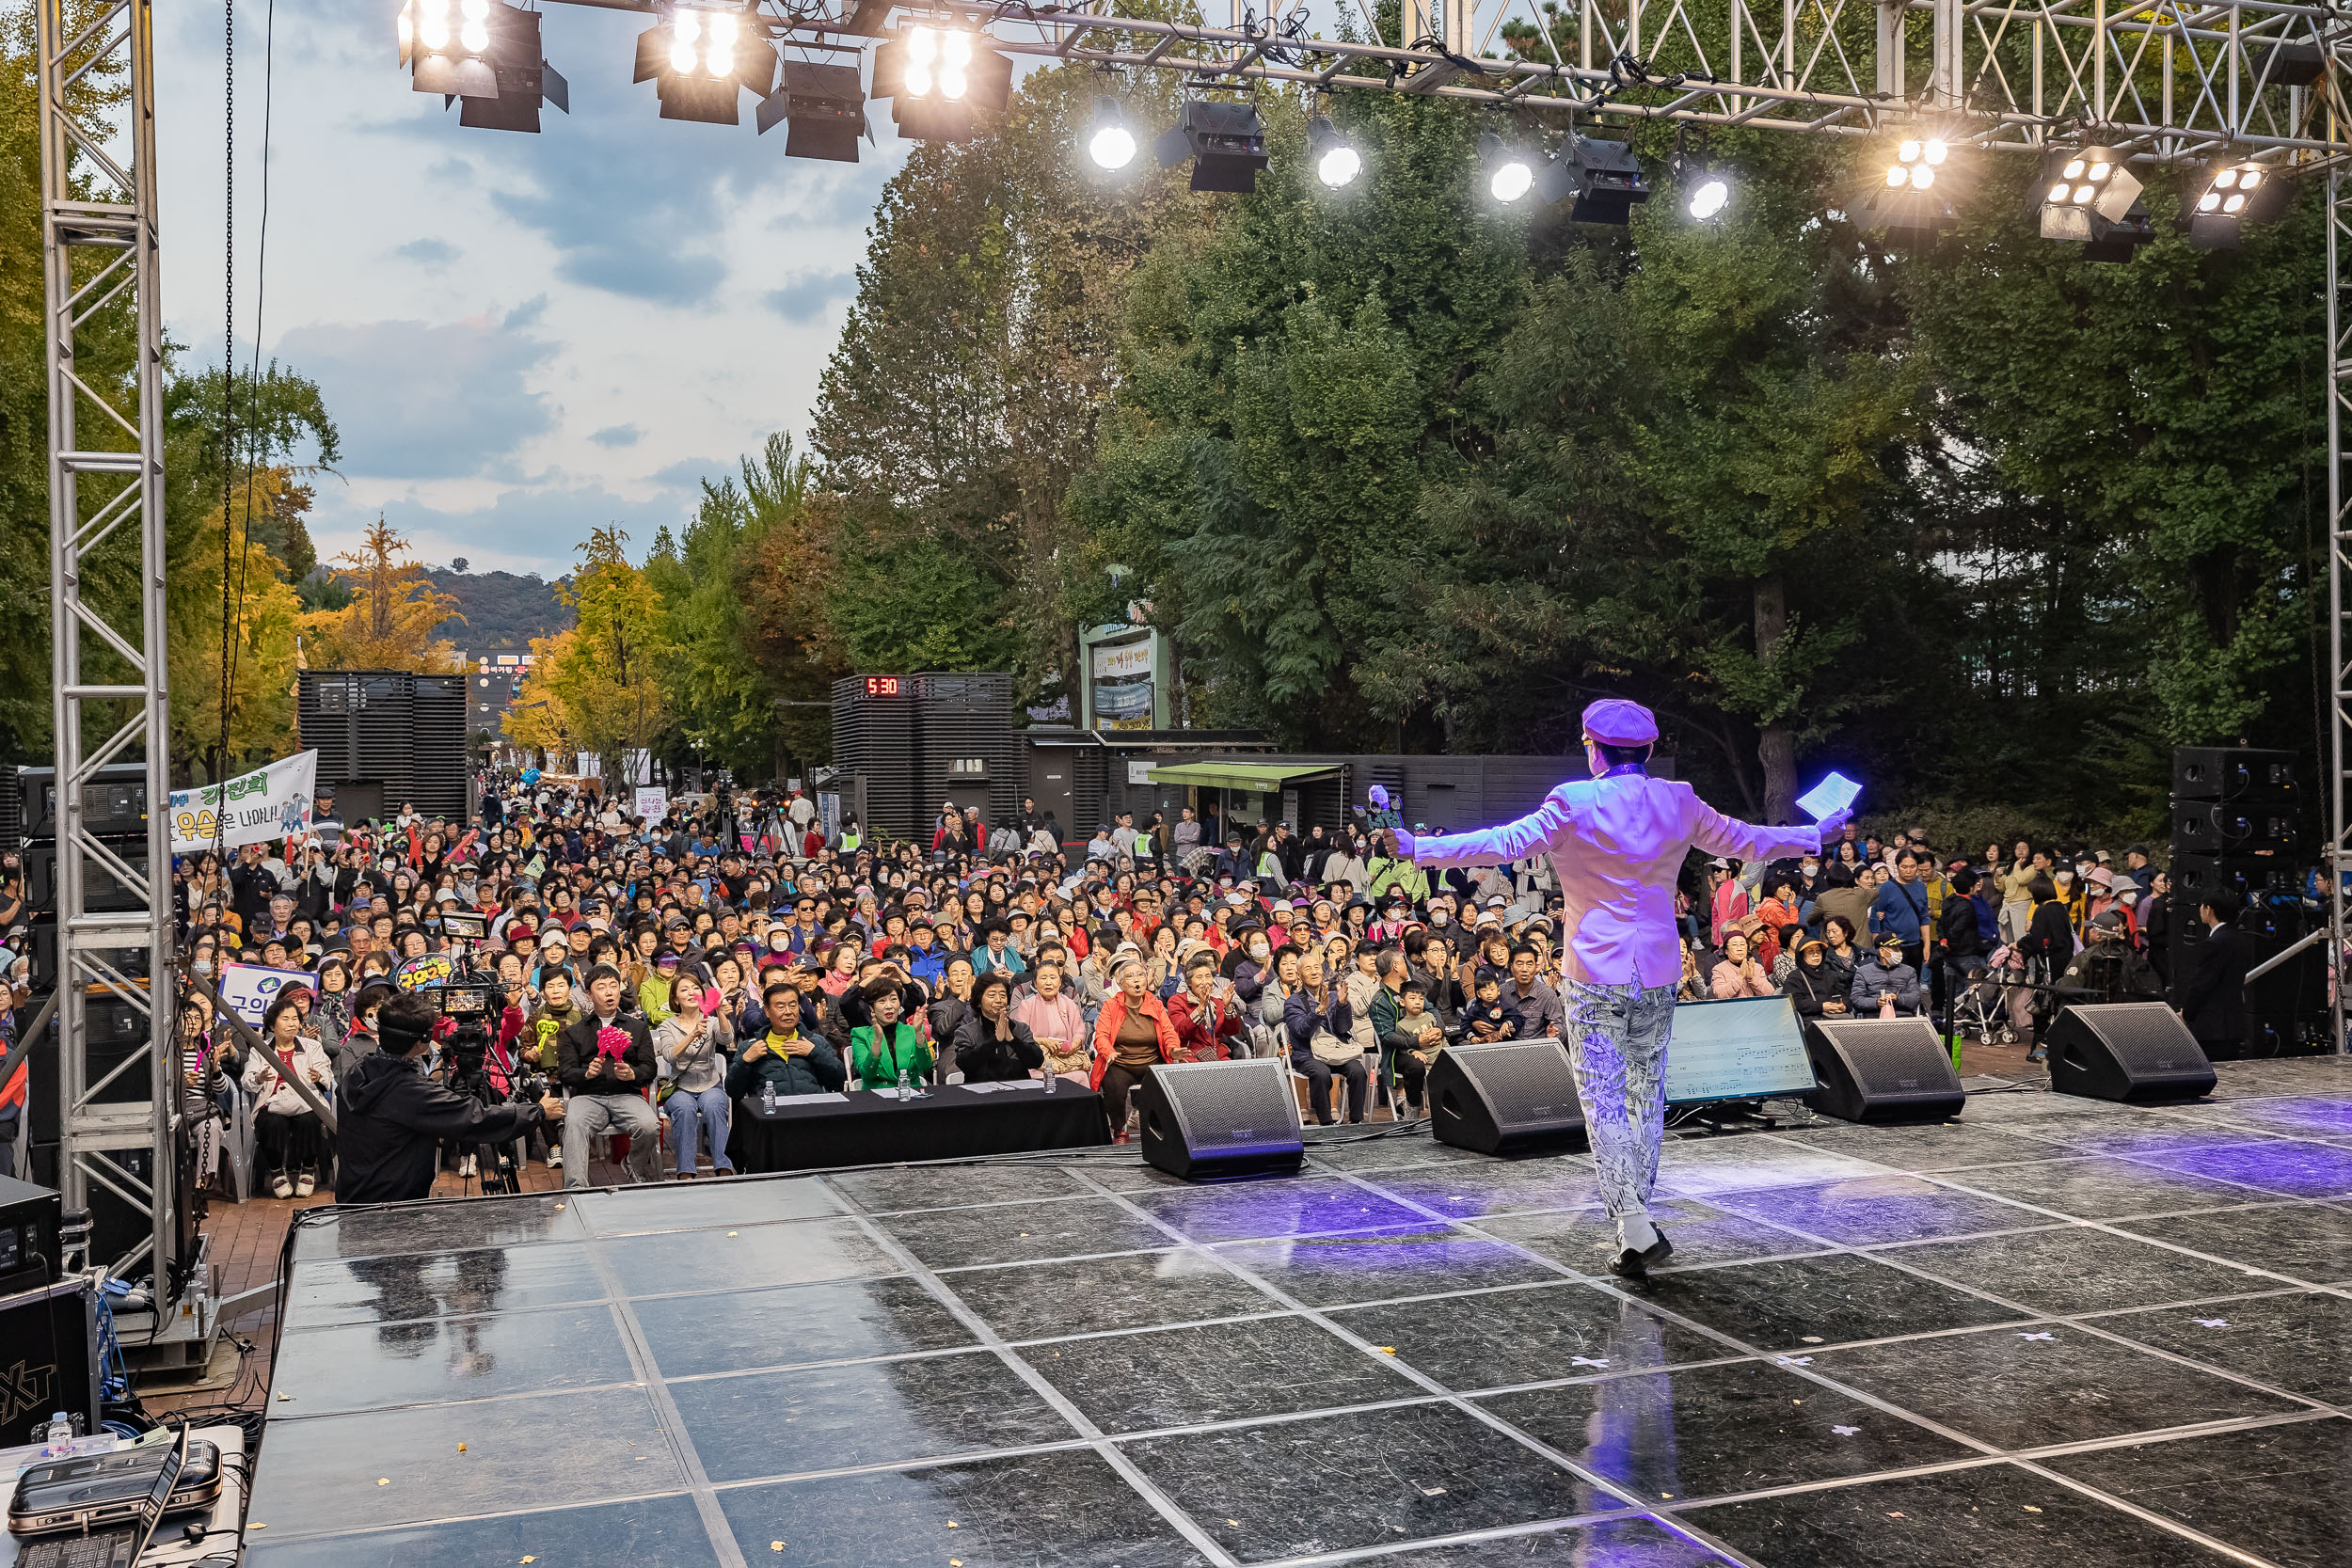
[338,991,564,1203]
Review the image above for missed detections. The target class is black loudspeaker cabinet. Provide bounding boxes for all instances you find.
[19,992,154,1146]
[2171,747,2296,801]
[27,924,153,993]
[18,765,150,838]
[1135,1059,1306,1181]
[24,839,150,913]
[0,1173,62,1294]
[0,1279,100,1449]
[2170,800,2298,859]
[1428,1039,1588,1156]
[1800,1018,1966,1123]
[2044,1003,2217,1101]
[2168,855,2299,910]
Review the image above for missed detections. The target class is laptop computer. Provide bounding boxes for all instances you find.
[15,1427,185,1568]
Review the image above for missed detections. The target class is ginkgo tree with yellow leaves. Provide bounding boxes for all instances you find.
[502,527,672,781]
[296,515,462,673]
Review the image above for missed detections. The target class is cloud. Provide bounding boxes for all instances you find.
[311,481,660,575]
[392,237,458,269]
[648,457,728,490]
[277,313,559,480]
[589,423,644,449]
[763,272,851,323]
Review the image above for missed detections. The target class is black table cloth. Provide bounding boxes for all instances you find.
[728,1082,1110,1172]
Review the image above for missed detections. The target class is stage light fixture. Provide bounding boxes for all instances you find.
[1156,99,1269,194]
[1484,135,1534,202]
[400,0,568,133]
[1561,136,1649,223]
[870,24,1011,142]
[1854,139,1954,240]
[754,59,869,160]
[1310,116,1361,189]
[2036,144,2142,246]
[2185,159,2288,250]
[1883,136,1945,194]
[1086,97,1137,170]
[634,7,783,131]
[1688,174,1728,220]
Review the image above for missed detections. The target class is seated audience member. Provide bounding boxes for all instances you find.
[849,975,933,1087]
[955,973,1045,1082]
[726,980,845,1100]
[1850,932,1923,1018]
[1709,929,1775,998]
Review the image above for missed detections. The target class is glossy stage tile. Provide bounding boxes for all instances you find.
[281,1240,606,1327]
[1025,1313,1420,1433]
[715,1450,1214,1568]
[830,1163,1093,1212]
[1363,1159,1608,1219]
[1119,1401,1622,1562]
[244,1492,721,1568]
[1683,1459,2251,1567]
[270,1301,637,1415]
[571,1175,845,1234]
[1328,1281,1726,1391]
[632,1275,973,1378]
[2039,1417,2352,1568]
[600,1216,898,1295]
[2174,1094,2352,1141]
[1772,1122,2060,1173]
[1932,1155,2269,1220]
[1999,1118,2271,1159]
[1888,1224,2276,1314]
[288,1192,585,1260]
[1303,1134,1496,1171]
[1706,1175,2036,1245]
[1811,1321,2303,1448]
[1943,1091,2139,1121]
[1126,1177,1435,1243]
[1367,1515,1744,1566]
[670,1351,1076,1481]
[879,1196,1175,1269]
[246,1386,688,1536]
[1477,1198,1828,1275]
[1482,1356,1971,1503]
[2134,1138,2352,1198]
[1206,1226,1563,1307]
[2113,1201,2352,1284]
[947,1247,1281,1338]
[2095,1290,2352,1401]
[1637,1251,2027,1352]
[1652,1140,1892,1196]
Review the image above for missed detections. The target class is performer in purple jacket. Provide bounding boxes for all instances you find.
[1396,698,1851,1278]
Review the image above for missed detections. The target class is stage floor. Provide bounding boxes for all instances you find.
[243,1057,2352,1568]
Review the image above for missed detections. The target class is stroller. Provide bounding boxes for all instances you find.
[1968,944,2059,1051]
[1947,956,2011,1046]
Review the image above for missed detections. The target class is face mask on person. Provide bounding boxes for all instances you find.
[1248,940,1270,960]
[1802,861,1819,877]
[2056,870,2075,886]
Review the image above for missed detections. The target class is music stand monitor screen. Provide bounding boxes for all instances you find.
[1665,995,1818,1105]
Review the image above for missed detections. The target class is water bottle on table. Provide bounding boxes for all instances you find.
[760,1081,776,1115]
[897,1067,914,1101]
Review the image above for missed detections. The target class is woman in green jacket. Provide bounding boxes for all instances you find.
[849,975,933,1088]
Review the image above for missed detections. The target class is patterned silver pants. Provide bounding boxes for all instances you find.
[1563,979,1679,1254]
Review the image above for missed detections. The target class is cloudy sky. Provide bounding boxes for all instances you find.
[154,2,910,576]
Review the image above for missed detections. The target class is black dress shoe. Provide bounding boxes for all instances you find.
[1607,1248,1648,1278]
[1638,1231,1674,1270]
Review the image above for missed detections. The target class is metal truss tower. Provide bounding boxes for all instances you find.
[35,0,179,1284]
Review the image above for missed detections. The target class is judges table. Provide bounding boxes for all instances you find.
[730,1080,1110,1172]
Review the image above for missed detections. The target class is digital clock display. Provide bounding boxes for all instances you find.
[865,675,903,697]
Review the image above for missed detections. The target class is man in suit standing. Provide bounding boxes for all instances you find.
[1396,698,1850,1280]
[2178,890,2248,1053]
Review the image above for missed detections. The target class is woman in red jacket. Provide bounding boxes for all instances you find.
[1089,955,1182,1143]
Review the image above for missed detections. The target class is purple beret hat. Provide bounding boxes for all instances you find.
[1581,698,1659,746]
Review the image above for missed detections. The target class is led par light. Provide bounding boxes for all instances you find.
[2037,145,2143,243]
[870,24,1013,142]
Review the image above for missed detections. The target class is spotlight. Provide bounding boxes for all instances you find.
[1855,138,1954,239]
[1310,115,1361,190]
[1689,175,1728,220]
[1669,135,1727,221]
[754,60,868,160]
[870,24,1011,142]
[403,0,568,132]
[2186,159,2289,250]
[1561,136,1649,223]
[1882,135,1946,195]
[634,7,783,132]
[1156,99,1269,194]
[1482,134,1535,202]
[2036,144,2145,252]
[1086,96,1136,170]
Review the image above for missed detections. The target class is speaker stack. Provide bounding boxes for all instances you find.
[2169,747,2325,1057]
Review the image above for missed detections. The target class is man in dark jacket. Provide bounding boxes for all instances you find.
[2179,891,2248,1051]
[556,964,660,1186]
[338,992,562,1204]
[727,980,846,1100]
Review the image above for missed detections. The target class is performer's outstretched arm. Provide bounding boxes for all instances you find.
[1398,794,1572,871]
[1685,797,1825,867]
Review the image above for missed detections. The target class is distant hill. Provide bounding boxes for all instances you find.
[427,566,572,653]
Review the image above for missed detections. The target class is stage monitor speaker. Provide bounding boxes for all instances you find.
[1800,1018,1965,1123]
[1428,1039,1588,1156]
[1136,1059,1306,1181]
[2171,746,2296,801]
[0,1279,99,1449]
[2045,1003,2217,1102]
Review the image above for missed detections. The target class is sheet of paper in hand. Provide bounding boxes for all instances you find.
[1795,772,1861,821]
